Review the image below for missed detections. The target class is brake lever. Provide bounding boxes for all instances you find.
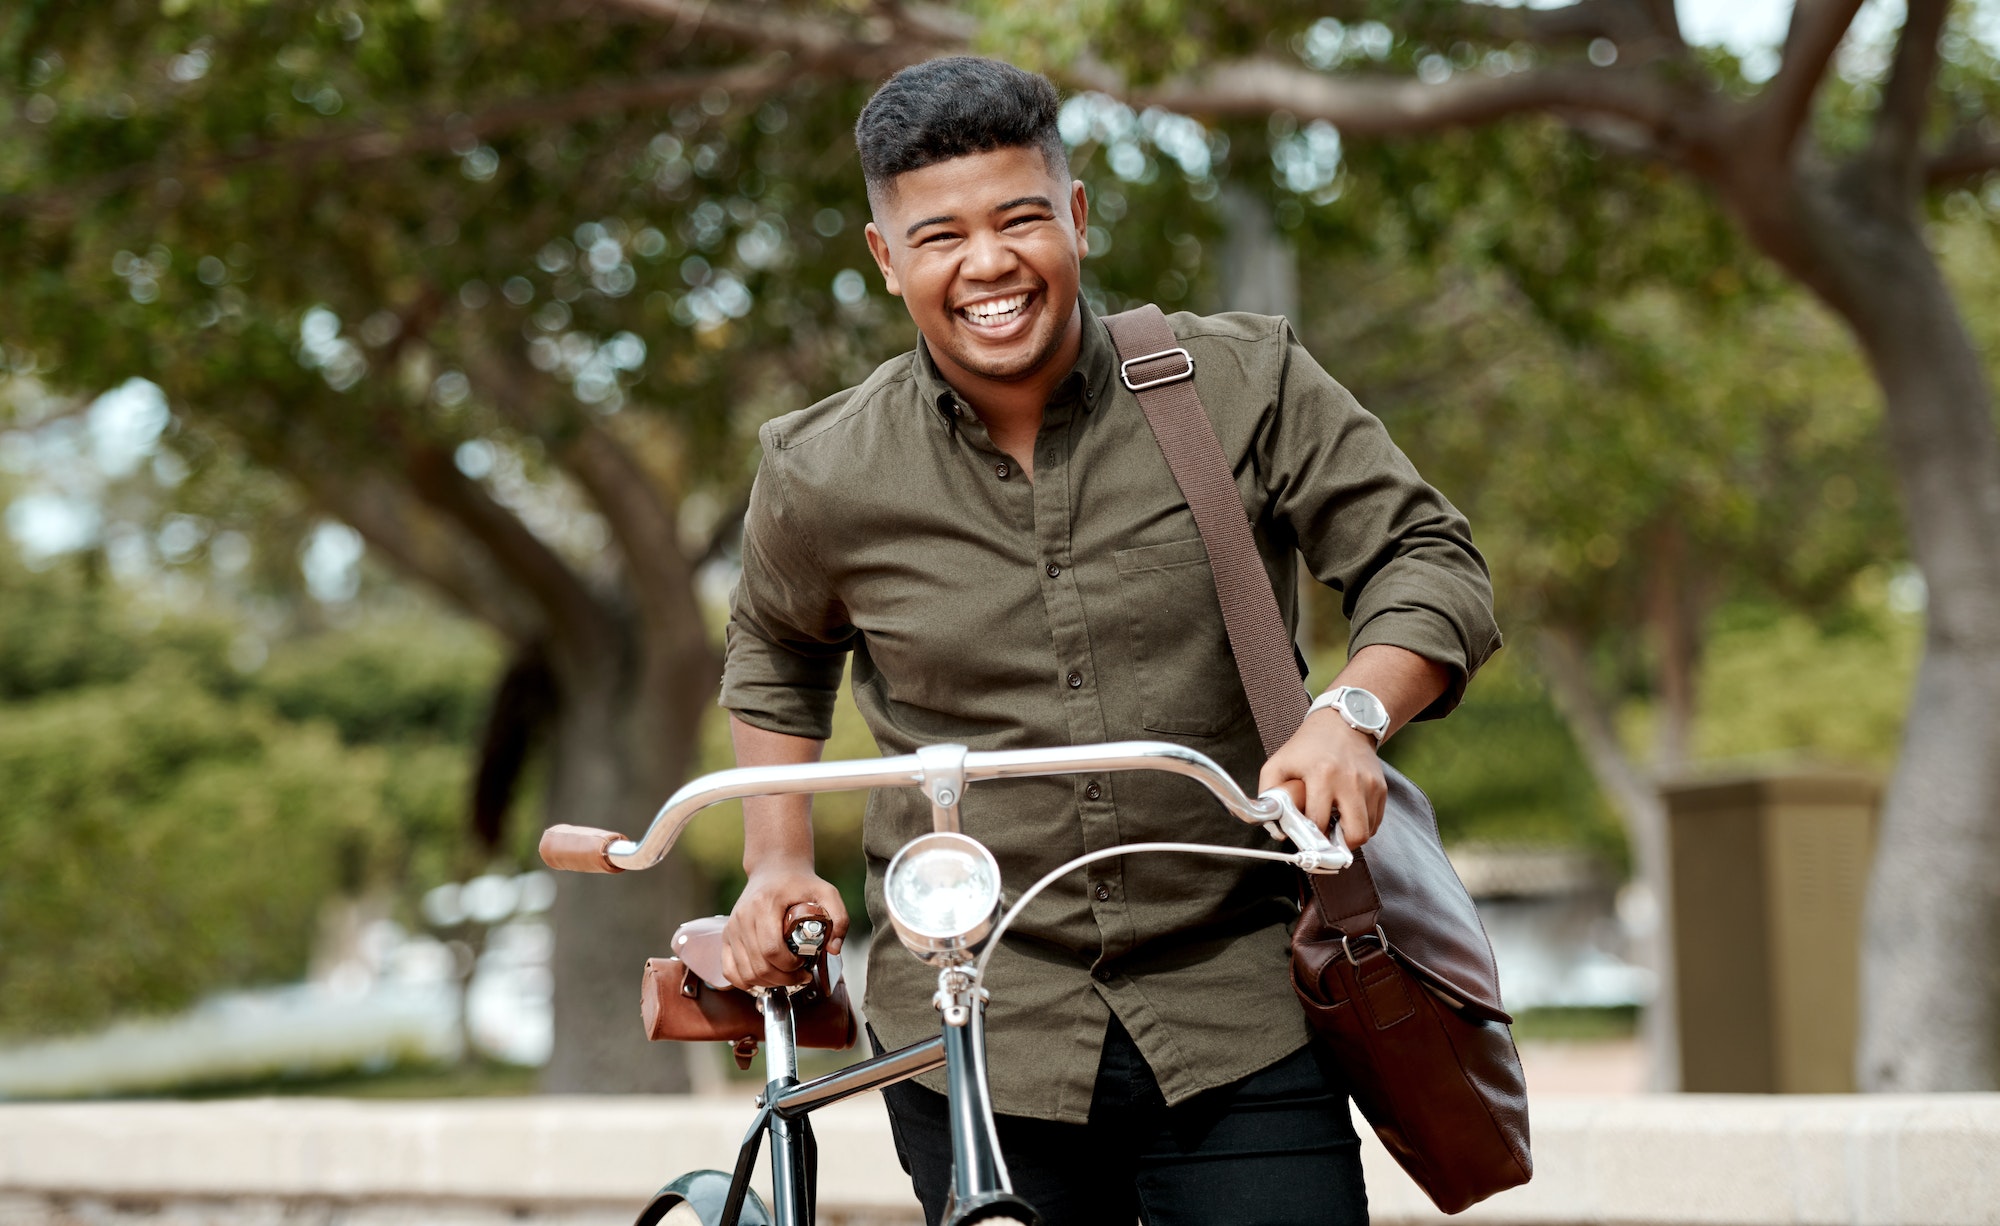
[1256,788,1354,874]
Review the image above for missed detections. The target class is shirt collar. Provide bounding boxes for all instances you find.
[915,296,1120,428]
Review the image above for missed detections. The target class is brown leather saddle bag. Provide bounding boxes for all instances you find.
[641,915,859,1068]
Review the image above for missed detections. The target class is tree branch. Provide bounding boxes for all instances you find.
[598,0,961,66]
[1749,0,1866,158]
[1139,58,1680,140]
[1460,0,1684,55]
[1927,136,2000,186]
[452,332,713,666]
[7,59,793,218]
[600,0,876,60]
[300,467,544,644]
[1868,0,1950,181]
[565,423,714,664]
[403,445,617,660]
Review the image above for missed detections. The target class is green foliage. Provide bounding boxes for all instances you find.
[1382,653,1626,865]
[0,552,143,699]
[253,619,497,744]
[0,668,383,1036]
[0,552,494,1040]
[0,0,913,511]
[1684,577,1923,768]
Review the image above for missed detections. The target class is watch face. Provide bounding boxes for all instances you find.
[1343,689,1388,730]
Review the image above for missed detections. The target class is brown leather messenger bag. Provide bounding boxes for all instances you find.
[1104,305,1533,1214]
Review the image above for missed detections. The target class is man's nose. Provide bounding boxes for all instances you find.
[958,228,1019,283]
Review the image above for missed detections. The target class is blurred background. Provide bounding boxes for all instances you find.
[2,0,1996,1106]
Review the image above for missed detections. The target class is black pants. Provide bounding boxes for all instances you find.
[878,1019,1368,1226]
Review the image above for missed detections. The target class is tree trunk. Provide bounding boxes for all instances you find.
[541,626,713,1094]
[1218,183,1301,322]
[1534,627,1681,1089]
[1645,520,1702,776]
[1775,175,2000,1092]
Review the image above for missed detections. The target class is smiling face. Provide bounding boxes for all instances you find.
[863,145,1089,392]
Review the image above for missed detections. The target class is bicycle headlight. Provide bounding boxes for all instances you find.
[884,832,1002,964]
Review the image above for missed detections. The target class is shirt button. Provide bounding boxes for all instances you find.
[1084,781,1102,801]
[1066,671,1083,689]
[1094,883,1111,902]
[1092,965,1112,982]
[1046,563,1062,579]
[995,462,1011,479]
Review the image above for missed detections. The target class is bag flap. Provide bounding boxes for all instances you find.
[1306,763,1510,1019]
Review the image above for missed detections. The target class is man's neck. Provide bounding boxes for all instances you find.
[930,311,1083,476]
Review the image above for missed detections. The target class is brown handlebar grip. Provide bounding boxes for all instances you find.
[783,901,832,958]
[540,824,628,873]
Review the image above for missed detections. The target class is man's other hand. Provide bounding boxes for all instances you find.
[1257,713,1387,850]
[722,861,850,989]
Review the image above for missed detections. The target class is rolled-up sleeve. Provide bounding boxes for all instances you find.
[719,437,855,740]
[1262,324,1501,719]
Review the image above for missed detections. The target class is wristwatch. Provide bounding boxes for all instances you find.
[1307,685,1390,746]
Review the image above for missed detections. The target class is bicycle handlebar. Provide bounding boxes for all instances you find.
[539,739,1352,876]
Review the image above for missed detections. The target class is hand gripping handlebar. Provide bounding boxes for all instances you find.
[538,739,1352,876]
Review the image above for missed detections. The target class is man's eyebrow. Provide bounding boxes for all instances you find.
[903,196,1057,239]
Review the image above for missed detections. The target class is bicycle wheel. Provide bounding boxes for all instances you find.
[632,1169,772,1226]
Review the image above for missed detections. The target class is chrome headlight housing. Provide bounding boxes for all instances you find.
[884,832,1002,965]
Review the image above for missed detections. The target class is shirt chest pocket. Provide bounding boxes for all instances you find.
[1112,537,1254,738]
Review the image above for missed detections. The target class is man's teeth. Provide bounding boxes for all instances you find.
[962,293,1030,324]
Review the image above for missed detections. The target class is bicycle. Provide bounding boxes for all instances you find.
[540,739,1351,1226]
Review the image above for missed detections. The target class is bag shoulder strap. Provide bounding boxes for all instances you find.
[1101,305,1310,758]
[1104,303,1381,928]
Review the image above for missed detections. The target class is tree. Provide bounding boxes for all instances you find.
[8,0,1997,1090]
[2,0,913,1091]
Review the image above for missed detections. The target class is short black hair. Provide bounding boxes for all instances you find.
[854,57,1068,200]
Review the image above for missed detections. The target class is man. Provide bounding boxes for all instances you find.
[718,57,1499,1225]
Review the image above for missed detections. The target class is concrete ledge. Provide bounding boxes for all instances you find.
[3,1094,1998,1225]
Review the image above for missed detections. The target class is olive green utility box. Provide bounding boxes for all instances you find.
[1664,772,1881,1093]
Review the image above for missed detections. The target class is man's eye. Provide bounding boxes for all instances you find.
[1004,214,1050,228]
[918,232,958,245]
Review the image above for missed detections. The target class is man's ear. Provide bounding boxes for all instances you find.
[1069,179,1090,260]
[863,222,903,298]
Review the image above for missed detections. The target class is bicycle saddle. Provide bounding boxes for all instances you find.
[671,915,737,989]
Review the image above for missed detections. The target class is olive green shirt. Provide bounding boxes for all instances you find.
[721,302,1499,1123]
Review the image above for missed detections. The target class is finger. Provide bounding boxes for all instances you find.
[720,938,745,990]
[1303,766,1337,836]
[1257,754,1287,796]
[823,889,851,955]
[759,907,808,985]
[1335,774,1373,849]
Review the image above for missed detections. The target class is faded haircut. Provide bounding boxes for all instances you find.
[854,56,1068,203]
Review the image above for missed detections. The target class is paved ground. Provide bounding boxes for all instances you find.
[0,1196,916,1226]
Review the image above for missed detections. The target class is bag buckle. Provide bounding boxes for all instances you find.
[1119,347,1195,392]
[1340,924,1390,967]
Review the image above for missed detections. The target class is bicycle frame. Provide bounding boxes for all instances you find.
[555,739,1351,1226]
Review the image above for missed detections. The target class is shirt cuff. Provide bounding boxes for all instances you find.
[719,622,847,741]
[1346,597,1502,722]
